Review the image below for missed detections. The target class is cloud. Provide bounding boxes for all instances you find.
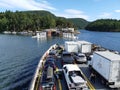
[0,0,56,11]
[115,10,120,13]
[65,9,83,14]
[99,12,112,18]
[55,9,89,20]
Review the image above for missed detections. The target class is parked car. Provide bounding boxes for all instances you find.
[56,45,63,54]
[49,50,57,58]
[61,52,75,65]
[44,57,56,71]
[63,64,88,90]
[39,66,56,90]
[73,53,87,63]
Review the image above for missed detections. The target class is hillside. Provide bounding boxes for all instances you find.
[25,11,89,29]
[68,18,89,29]
[0,10,89,32]
[23,10,56,18]
[85,19,120,32]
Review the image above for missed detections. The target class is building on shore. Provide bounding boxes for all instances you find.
[61,28,74,33]
[32,31,47,38]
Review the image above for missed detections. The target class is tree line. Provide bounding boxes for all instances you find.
[85,19,120,32]
[0,10,75,33]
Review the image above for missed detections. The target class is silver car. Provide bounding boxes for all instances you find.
[73,53,87,63]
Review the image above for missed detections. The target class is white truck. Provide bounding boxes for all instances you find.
[77,41,92,54]
[63,64,88,90]
[65,41,78,53]
[90,51,120,88]
[65,41,92,53]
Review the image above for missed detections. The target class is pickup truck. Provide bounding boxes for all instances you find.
[61,52,75,65]
[63,64,88,90]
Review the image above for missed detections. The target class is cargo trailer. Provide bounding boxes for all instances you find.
[77,41,92,54]
[90,51,120,88]
[65,41,78,53]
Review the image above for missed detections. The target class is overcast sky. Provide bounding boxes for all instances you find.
[0,0,120,21]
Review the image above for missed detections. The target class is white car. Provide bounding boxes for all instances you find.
[73,53,87,63]
[63,64,88,90]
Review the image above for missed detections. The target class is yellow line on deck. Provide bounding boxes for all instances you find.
[82,73,95,90]
[35,71,41,90]
[75,63,95,90]
[56,67,62,90]
[58,79,62,90]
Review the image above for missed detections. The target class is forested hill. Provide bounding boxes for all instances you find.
[85,19,120,32]
[0,10,88,33]
[24,10,56,18]
[68,18,89,29]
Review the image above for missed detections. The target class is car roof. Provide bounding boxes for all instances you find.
[62,51,71,54]
[63,64,80,72]
[46,57,55,61]
[78,53,85,56]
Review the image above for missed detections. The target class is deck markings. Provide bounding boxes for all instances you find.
[82,72,95,90]
[75,63,95,90]
[58,79,62,90]
[35,70,42,90]
[56,67,62,90]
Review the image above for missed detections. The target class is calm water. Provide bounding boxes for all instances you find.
[0,30,120,90]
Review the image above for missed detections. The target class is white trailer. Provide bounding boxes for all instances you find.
[77,41,92,53]
[90,51,120,88]
[65,41,78,53]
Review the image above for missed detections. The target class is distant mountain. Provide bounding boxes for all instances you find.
[68,18,89,29]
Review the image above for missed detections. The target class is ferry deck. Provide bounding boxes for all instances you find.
[55,56,110,90]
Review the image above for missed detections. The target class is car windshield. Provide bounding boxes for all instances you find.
[49,52,55,55]
[78,54,85,57]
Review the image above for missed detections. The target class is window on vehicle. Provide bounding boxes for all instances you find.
[78,54,85,57]
[63,66,66,70]
[74,53,77,56]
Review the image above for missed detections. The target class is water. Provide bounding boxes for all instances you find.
[78,30,120,52]
[0,30,120,90]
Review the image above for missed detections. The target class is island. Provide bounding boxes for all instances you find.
[85,19,120,32]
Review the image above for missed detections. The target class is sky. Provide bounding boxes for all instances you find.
[0,0,120,21]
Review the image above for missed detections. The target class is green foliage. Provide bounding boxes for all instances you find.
[85,19,120,32]
[68,18,89,29]
[56,17,74,29]
[0,10,88,32]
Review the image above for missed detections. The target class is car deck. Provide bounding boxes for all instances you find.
[55,56,111,90]
[37,45,112,90]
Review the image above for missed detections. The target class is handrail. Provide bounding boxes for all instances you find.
[29,44,57,90]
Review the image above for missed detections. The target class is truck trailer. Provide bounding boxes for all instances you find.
[77,41,92,54]
[65,41,78,53]
[65,41,92,53]
[90,51,120,88]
